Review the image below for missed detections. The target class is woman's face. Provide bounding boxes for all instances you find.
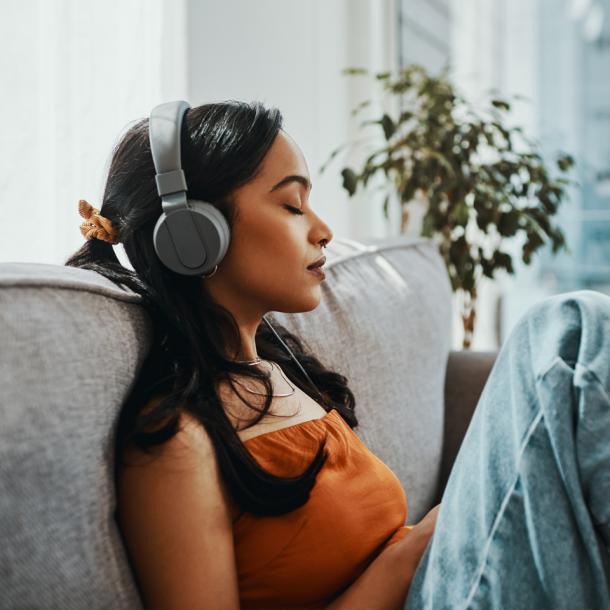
[204,129,334,322]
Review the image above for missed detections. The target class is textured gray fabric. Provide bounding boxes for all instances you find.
[0,264,149,610]
[0,235,452,609]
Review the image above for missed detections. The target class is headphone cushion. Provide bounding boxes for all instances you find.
[153,200,231,276]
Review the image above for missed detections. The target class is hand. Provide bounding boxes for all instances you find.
[393,503,441,568]
[411,503,440,543]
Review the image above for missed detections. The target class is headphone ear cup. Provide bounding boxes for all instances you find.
[153,200,230,276]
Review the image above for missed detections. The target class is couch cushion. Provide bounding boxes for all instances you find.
[0,234,452,609]
[0,262,149,610]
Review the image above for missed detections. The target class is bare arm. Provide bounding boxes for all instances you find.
[325,505,440,610]
[323,541,418,610]
[116,412,240,610]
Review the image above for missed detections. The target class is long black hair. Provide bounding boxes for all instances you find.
[65,101,357,516]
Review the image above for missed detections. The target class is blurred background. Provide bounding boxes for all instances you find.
[1,0,609,351]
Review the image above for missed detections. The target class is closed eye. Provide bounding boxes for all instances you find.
[283,204,304,216]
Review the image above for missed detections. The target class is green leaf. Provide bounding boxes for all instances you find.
[382,194,390,219]
[550,230,566,253]
[556,154,575,172]
[462,268,476,291]
[375,71,392,80]
[398,110,414,124]
[401,179,418,203]
[493,251,514,274]
[451,200,470,226]
[341,167,359,196]
[525,230,545,254]
[497,210,520,236]
[364,150,384,166]
[381,113,397,140]
[479,252,495,278]
[491,99,511,111]
[350,99,372,116]
[421,211,435,236]
[319,142,348,174]
[538,191,558,215]
[473,197,494,230]
[359,118,381,129]
[449,234,469,266]
[362,165,378,187]
[342,67,369,76]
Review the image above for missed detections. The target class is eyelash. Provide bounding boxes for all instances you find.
[283,204,304,216]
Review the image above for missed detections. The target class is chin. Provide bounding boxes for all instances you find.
[301,297,321,313]
[279,292,322,314]
[301,286,323,311]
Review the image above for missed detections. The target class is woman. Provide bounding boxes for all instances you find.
[65,100,610,609]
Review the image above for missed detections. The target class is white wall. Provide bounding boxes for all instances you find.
[0,0,188,266]
[186,0,401,243]
[398,0,451,73]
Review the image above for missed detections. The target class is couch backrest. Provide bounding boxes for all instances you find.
[0,261,151,609]
[0,235,451,609]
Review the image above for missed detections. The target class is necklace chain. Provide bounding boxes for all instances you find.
[232,357,262,364]
[231,358,296,397]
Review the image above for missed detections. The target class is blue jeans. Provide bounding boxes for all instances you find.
[404,290,610,610]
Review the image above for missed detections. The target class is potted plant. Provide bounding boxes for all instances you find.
[321,64,575,349]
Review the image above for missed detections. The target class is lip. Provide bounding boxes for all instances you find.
[307,266,326,280]
[307,255,326,270]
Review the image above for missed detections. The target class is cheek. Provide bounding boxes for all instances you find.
[230,215,295,258]
[221,218,312,292]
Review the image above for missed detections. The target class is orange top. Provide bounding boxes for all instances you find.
[234,408,413,610]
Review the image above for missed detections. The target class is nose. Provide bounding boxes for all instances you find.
[317,219,333,249]
[308,205,333,249]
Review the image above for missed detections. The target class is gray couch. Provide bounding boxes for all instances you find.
[0,234,497,609]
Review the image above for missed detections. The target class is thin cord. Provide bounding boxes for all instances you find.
[262,314,324,400]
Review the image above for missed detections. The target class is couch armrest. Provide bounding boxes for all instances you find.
[434,349,498,504]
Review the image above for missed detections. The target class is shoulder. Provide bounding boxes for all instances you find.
[123,394,218,464]
[118,394,241,520]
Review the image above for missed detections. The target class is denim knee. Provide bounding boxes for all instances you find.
[475,290,610,430]
[511,290,610,380]
[525,289,610,326]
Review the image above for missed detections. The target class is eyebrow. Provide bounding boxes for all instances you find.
[269,174,312,193]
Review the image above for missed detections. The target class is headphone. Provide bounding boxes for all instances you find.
[147,100,322,398]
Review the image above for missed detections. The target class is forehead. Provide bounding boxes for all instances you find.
[256,130,310,188]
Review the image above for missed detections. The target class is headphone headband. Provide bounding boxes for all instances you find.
[149,101,190,206]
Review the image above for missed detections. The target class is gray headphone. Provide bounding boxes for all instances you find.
[147,100,323,397]
[149,100,228,278]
